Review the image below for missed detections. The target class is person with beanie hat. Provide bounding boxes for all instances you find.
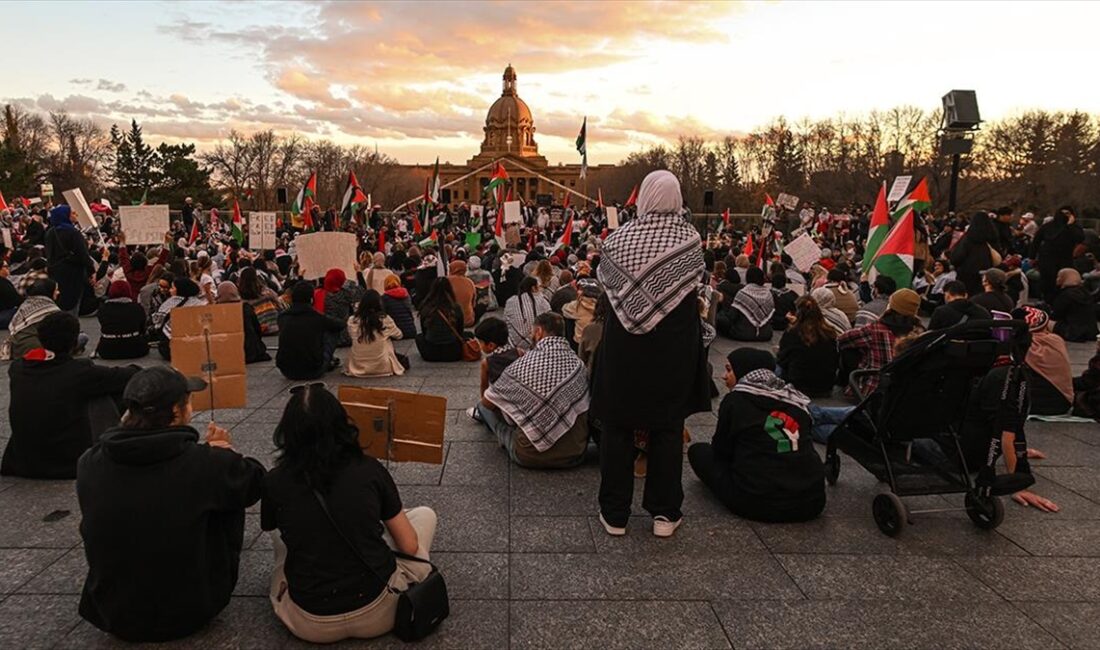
[95,280,149,360]
[837,288,923,399]
[972,268,1015,314]
[687,347,825,522]
[886,287,921,319]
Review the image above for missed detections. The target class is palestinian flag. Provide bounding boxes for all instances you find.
[743,233,754,257]
[231,199,244,244]
[868,204,915,289]
[292,171,317,230]
[132,188,148,206]
[890,177,931,222]
[765,193,775,207]
[485,162,508,204]
[764,410,800,453]
[429,157,441,203]
[860,182,889,275]
[465,231,482,249]
[377,227,385,252]
[188,219,200,246]
[597,188,604,209]
[0,189,7,211]
[340,170,368,225]
[506,184,515,203]
[551,214,573,253]
[624,184,638,207]
[417,177,433,234]
[562,192,570,210]
[576,116,587,179]
[722,207,730,227]
[494,204,505,248]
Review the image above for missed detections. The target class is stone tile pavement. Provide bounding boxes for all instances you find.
[0,318,1098,648]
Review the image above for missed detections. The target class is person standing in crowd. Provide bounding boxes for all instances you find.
[44,205,95,316]
[77,367,265,642]
[688,348,825,522]
[277,281,346,379]
[592,170,710,539]
[3,312,140,479]
[262,384,437,643]
[1030,206,1085,302]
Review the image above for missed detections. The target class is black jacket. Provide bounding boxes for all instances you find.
[971,290,1015,315]
[928,299,992,330]
[0,276,22,311]
[95,300,149,360]
[77,425,265,642]
[771,287,798,331]
[276,303,344,379]
[2,355,139,479]
[776,330,839,397]
[1052,285,1098,342]
[45,226,95,311]
[240,302,271,364]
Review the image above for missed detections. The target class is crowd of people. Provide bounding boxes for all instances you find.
[0,168,1098,643]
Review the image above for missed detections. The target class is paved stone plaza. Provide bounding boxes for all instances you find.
[0,320,1097,649]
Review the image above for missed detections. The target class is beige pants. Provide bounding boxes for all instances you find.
[269,506,437,644]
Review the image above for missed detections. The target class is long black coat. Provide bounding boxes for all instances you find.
[45,226,95,311]
[1031,220,1085,302]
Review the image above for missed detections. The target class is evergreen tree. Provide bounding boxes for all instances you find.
[109,119,158,203]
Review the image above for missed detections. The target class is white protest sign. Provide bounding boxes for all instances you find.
[295,232,357,280]
[118,204,169,245]
[62,188,97,228]
[249,212,277,250]
[606,206,619,229]
[40,183,54,197]
[776,192,800,211]
[101,198,112,211]
[783,233,822,273]
[887,175,912,203]
[503,200,522,224]
[1,228,12,249]
[470,204,483,220]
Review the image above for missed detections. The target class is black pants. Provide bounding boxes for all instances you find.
[688,443,823,523]
[598,421,684,526]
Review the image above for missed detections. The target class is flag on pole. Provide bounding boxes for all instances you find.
[132,188,148,206]
[417,177,433,234]
[562,192,570,210]
[765,193,775,207]
[0,190,7,211]
[868,205,916,289]
[494,204,505,248]
[597,188,604,209]
[188,219,200,246]
[377,227,385,252]
[506,185,514,203]
[576,117,587,179]
[429,157,441,204]
[340,170,368,225]
[292,171,317,230]
[743,233,754,257]
[889,177,931,222]
[722,207,730,227]
[624,184,638,207]
[231,200,244,244]
[485,162,508,204]
[552,214,574,253]
[860,182,889,275]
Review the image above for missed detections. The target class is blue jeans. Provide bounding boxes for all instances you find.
[474,403,520,463]
[809,404,854,444]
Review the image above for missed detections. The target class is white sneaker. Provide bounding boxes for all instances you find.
[466,406,483,423]
[599,513,626,537]
[653,516,682,538]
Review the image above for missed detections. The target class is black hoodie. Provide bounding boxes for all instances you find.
[928,299,992,331]
[76,425,265,642]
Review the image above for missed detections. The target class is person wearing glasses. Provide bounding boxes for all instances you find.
[262,383,437,643]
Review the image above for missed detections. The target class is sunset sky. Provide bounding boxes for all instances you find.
[5,0,1100,165]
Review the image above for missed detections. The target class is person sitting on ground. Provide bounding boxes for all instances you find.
[0,257,23,329]
[478,312,590,468]
[466,255,497,314]
[550,269,578,314]
[77,366,264,642]
[466,316,521,423]
[825,268,860,324]
[1073,338,1100,420]
[769,272,798,331]
[96,280,149,360]
[714,265,743,310]
[345,290,406,377]
[1051,268,1098,342]
[215,281,270,364]
[362,251,396,294]
[928,280,992,330]
[971,267,1015,314]
[688,347,825,523]
[1014,306,1075,416]
[277,281,346,380]
[777,295,839,398]
[3,312,140,479]
[837,288,922,399]
[314,268,364,349]
[381,274,417,339]
[6,277,64,359]
[504,276,551,350]
[577,292,610,371]
[717,266,774,341]
[854,275,896,328]
[415,277,472,362]
[446,259,477,327]
[810,286,851,335]
[151,277,207,360]
[262,384,437,644]
[238,266,285,336]
[117,231,171,293]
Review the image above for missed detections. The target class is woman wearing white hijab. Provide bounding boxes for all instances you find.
[592,170,710,539]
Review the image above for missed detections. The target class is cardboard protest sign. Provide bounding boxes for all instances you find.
[249,212,277,250]
[887,175,912,203]
[503,200,522,224]
[170,303,246,411]
[783,233,823,273]
[296,231,357,280]
[606,206,619,229]
[338,386,446,464]
[776,193,800,211]
[62,188,97,228]
[118,204,169,245]
[1,228,12,249]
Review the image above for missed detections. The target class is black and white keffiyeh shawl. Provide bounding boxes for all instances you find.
[732,283,775,329]
[597,213,704,334]
[732,369,812,415]
[484,336,590,452]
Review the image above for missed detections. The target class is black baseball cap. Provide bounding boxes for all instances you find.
[123,367,207,413]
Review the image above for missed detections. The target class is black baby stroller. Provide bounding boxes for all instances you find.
[824,319,1035,536]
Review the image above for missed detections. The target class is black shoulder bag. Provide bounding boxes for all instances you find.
[311,489,449,641]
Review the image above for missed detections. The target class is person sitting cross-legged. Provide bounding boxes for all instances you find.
[688,348,826,523]
[277,281,346,380]
[466,317,521,424]
[478,312,590,468]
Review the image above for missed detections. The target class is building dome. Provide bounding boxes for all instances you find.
[481,64,539,157]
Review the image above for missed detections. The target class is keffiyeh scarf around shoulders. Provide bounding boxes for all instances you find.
[732,368,812,415]
[732,283,775,329]
[597,212,704,334]
[484,336,590,452]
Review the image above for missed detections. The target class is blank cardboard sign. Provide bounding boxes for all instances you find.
[170,303,246,411]
[338,386,446,464]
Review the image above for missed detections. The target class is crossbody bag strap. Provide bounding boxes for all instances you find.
[438,309,464,343]
[310,488,395,590]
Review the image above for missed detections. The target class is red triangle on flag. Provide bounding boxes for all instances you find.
[624,184,638,207]
[743,233,754,257]
[562,192,570,210]
[0,189,7,212]
[188,220,200,246]
[765,193,775,207]
[722,208,730,226]
[869,182,889,228]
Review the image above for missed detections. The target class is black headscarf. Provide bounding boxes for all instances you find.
[726,347,775,378]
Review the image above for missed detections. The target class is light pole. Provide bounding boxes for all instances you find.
[940,90,981,213]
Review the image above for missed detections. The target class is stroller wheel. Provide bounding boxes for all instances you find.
[965,493,1005,530]
[872,493,908,537]
[825,454,840,486]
